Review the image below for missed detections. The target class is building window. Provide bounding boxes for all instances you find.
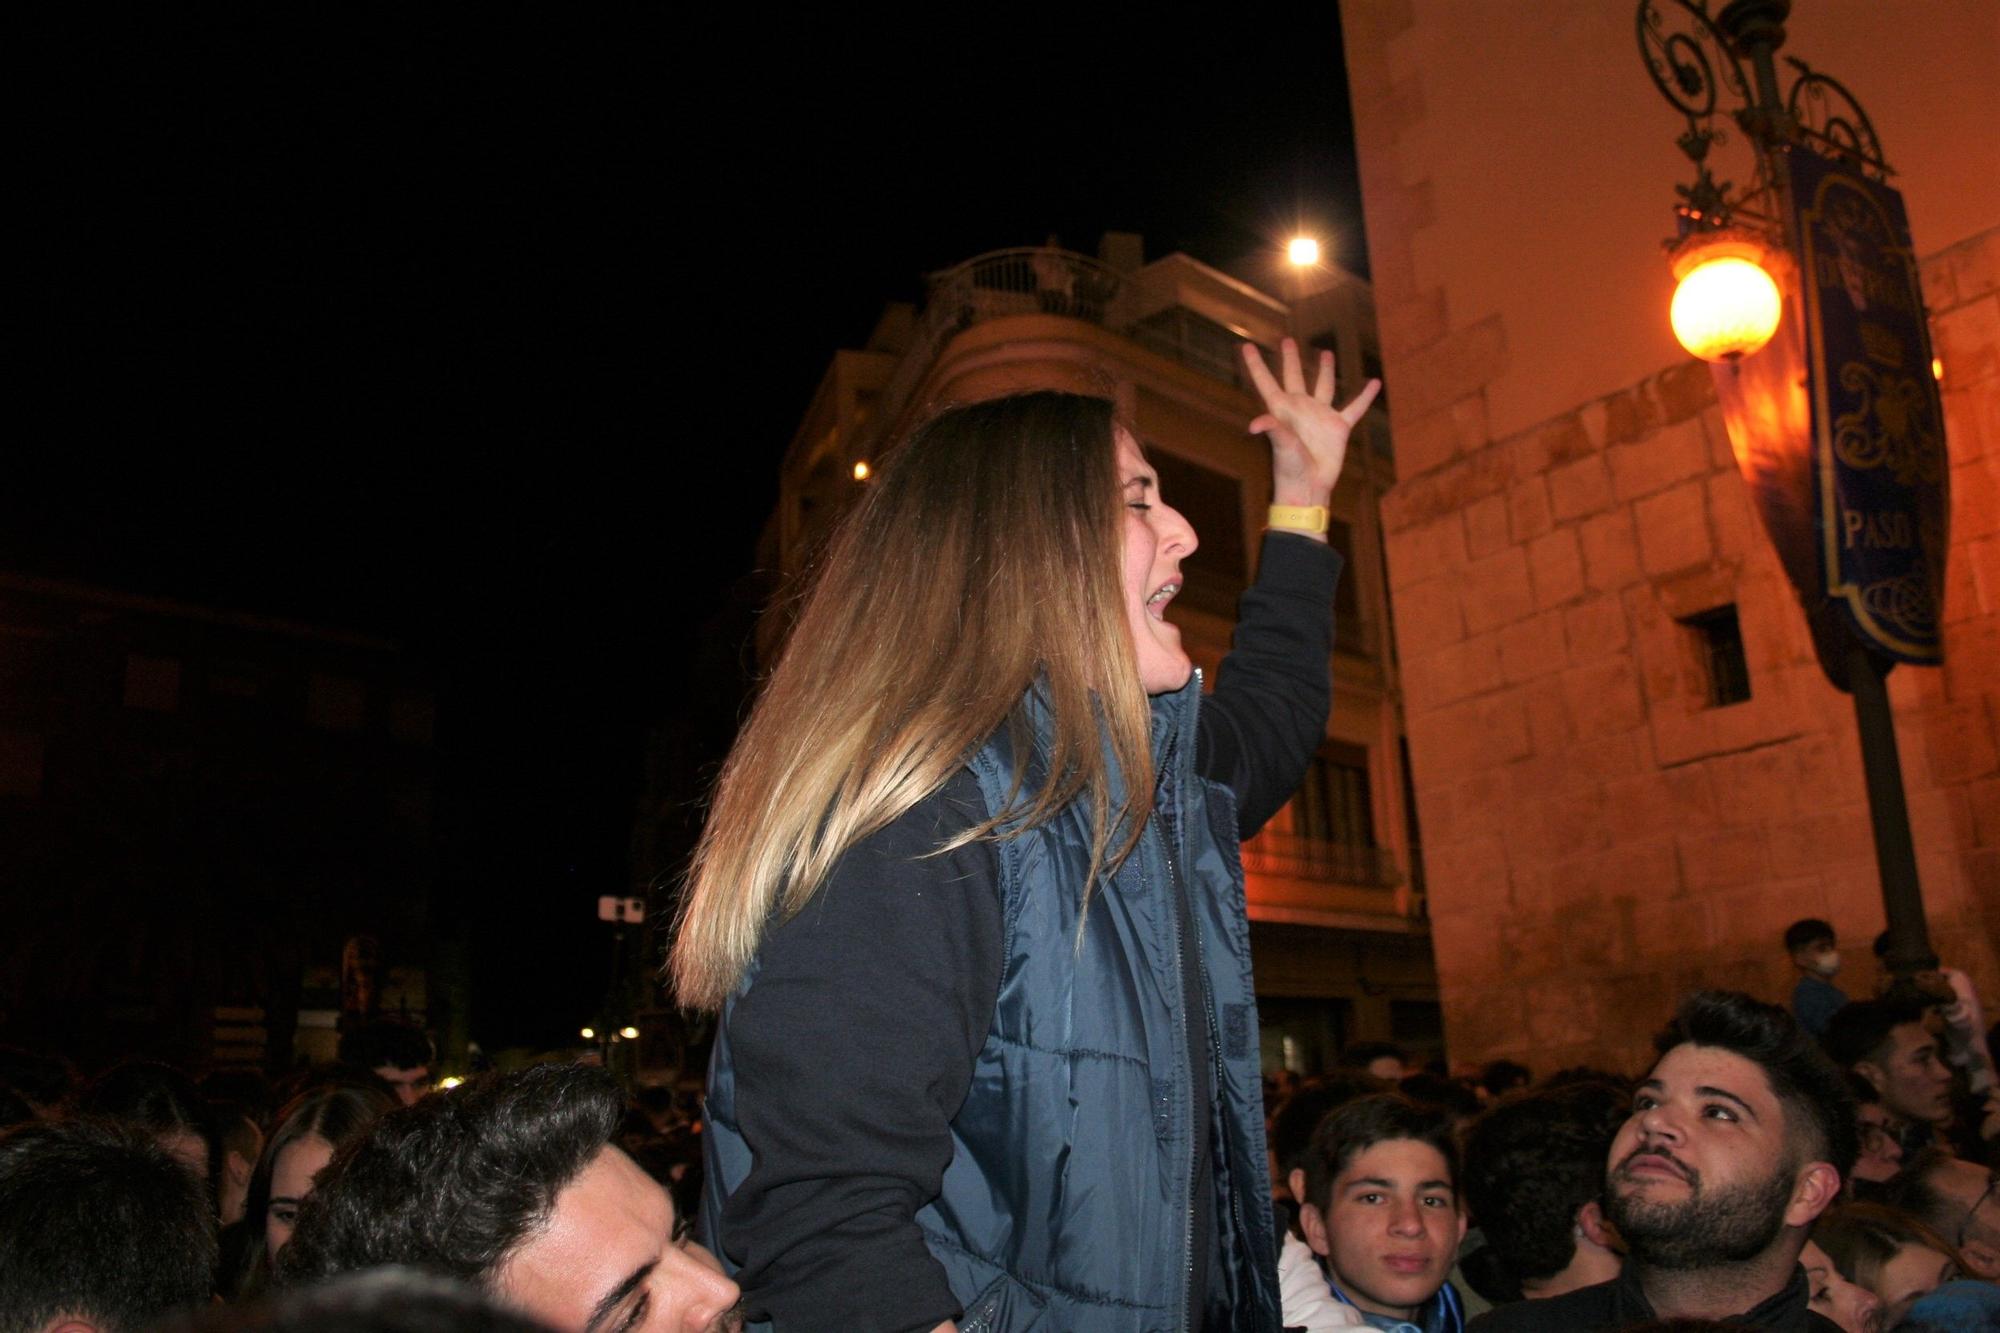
[1329,518,1361,635]
[1682,605,1751,708]
[1147,448,1245,615]
[1361,343,1386,414]
[1296,741,1376,849]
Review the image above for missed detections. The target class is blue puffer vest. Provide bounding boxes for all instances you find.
[706,674,1280,1332]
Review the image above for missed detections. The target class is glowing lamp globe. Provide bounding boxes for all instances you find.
[1287,236,1321,267]
[1669,239,1782,362]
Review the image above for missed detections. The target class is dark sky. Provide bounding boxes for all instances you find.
[16,10,1363,1049]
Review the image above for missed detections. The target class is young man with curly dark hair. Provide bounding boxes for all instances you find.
[1460,1079,1630,1303]
[278,1063,740,1333]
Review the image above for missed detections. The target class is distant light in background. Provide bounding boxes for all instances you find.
[1287,236,1321,267]
[579,1026,595,1040]
[437,1076,464,1090]
[1932,356,1943,381]
[619,1025,640,1040]
[852,461,871,481]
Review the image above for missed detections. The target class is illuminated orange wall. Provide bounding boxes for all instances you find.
[1343,1,2000,1071]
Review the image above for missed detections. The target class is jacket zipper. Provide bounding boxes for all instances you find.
[1162,811,1197,1333]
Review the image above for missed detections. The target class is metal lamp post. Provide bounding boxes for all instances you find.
[1636,0,1952,983]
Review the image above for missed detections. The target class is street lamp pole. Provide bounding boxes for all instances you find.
[1637,0,1947,982]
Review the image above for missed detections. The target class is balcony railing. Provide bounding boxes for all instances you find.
[1240,833,1402,889]
[859,247,1390,466]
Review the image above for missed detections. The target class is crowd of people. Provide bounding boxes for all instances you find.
[1258,967,1999,1333]
[4,363,1997,1332]
[0,1021,726,1332]
[1,961,1993,1332]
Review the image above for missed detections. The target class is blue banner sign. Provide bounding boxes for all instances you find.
[1780,145,1948,663]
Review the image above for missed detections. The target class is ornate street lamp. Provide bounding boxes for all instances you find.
[1636,0,1952,983]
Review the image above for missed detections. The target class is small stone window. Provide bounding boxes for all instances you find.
[1682,605,1751,708]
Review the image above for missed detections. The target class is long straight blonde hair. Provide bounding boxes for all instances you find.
[670,391,1156,1011]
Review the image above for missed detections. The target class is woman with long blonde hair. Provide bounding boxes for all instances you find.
[674,340,1378,1332]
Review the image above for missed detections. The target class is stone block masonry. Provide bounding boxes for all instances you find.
[1376,225,2000,1075]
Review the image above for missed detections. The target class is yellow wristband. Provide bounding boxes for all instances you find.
[1267,504,1329,534]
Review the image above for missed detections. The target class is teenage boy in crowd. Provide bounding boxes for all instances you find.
[1823,996,1953,1154]
[1282,1093,1468,1332]
[1469,991,1853,1331]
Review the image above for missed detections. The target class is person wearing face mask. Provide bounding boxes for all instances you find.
[1784,920,1849,1041]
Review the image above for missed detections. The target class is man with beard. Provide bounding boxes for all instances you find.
[1468,991,1855,1331]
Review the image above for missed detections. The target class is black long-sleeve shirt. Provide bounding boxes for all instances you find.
[719,534,1340,1331]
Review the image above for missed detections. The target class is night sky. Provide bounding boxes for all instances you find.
[15,10,1363,1049]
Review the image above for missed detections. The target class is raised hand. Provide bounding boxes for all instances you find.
[1241,338,1382,509]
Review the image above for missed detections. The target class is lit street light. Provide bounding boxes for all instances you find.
[1636,0,1951,983]
[1286,236,1321,267]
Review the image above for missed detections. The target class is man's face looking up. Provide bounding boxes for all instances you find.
[1605,1044,1829,1269]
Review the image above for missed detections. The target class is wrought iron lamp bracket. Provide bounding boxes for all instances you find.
[1784,58,1891,181]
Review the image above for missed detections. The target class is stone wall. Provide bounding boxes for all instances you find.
[1342,0,2000,1073]
[1380,229,1999,1072]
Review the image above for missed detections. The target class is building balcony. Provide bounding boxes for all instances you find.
[1241,833,1426,933]
[865,247,1391,466]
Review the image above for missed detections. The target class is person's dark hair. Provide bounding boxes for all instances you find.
[1822,996,1930,1070]
[336,1020,433,1073]
[162,1267,557,1333]
[0,1046,74,1110]
[1398,1072,1482,1121]
[1655,990,1857,1179]
[1336,1040,1409,1074]
[1878,1147,1963,1239]
[1538,1065,1634,1092]
[0,1116,218,1333]
[230,1081,397,1298]
[76,1059,220,1198]
[1872,930,1892,960]
[1810,1201,1965,1290]
[1462,1080,1630,1296]
[1844,1069,1882,1108]
[277,1062,622,1287]
[1477,1059,1531,1100]
[1784,918,1835,954]
[1301,1093,1460,1216]
[0,1087,32,1131]
[1268,1074,1377,1181]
